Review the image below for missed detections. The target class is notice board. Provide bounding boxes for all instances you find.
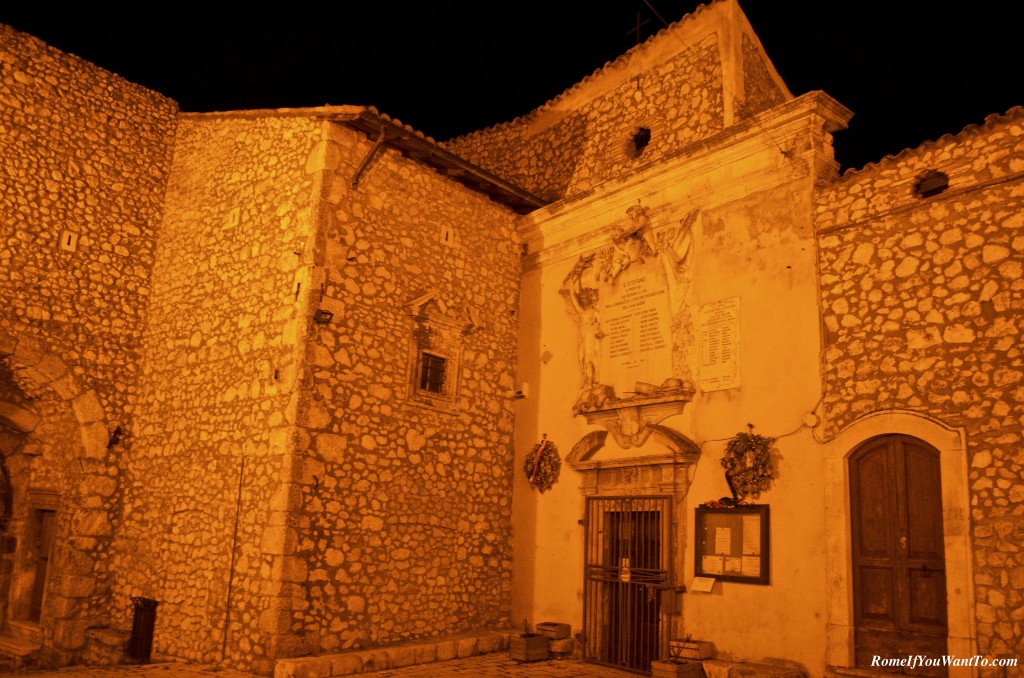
[694,504,769,585]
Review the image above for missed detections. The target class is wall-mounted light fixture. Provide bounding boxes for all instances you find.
[313,309,334,324]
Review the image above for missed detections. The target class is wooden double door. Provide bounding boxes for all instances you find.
[850,435,948,675]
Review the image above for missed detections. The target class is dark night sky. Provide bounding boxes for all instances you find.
[1,1,1021,172]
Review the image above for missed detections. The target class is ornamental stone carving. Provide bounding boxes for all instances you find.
[560,205,697,446]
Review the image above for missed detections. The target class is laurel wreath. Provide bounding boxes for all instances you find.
[524,437,560,493]
[720,427,774,499]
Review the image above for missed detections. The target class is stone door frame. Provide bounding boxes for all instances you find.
[821,410,977,675]
[568,427,700,658]
[19,490,60,623]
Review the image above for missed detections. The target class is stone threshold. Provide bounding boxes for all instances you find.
[702,659,807,678]
[0,629,41,672]
[7,620,42,645]
[0,633,40,656]
[825,667,896,678]
[273,628,511,678]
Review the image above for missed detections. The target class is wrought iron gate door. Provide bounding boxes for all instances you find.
[583,496,671,673]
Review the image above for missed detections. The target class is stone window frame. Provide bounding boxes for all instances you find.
[417,352,449,394]
[404,291,471,413]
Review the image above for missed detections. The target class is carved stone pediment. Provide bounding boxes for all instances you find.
[580,385,694,449]
[566,424,700,497]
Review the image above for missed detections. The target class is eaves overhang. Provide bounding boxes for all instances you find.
[331,108,550,215]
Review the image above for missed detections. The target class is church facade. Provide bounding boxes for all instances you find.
[1,1,1021,676]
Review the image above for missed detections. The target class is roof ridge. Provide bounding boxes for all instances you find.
[837,105,1024,179]
[444,0,726,145]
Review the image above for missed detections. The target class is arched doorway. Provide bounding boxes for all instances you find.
[0,330,117,663]
[849,435,947,675]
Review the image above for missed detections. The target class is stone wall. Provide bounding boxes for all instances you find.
[287,122,521,654]
[739,32,786,119]
[444,33,724,201]
[815,108,1024,668]
[0,25,177,419]
[0,24,177,663]
[111,112,321,671]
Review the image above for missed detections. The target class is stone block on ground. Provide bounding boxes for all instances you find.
[652,659,707,678]
[549,637,575,656]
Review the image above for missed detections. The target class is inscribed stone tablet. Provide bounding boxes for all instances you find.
[699,297,740,391]
[598,258,673,398]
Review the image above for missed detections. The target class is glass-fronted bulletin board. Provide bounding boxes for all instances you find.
[694,504,769,585]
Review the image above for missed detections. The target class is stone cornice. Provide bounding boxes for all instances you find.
[518,91,851,270]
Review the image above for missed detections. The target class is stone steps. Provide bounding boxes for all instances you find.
[7,620,41,645]
[274,629,511,678]
[0,630,42,672]
[82,626,130,666]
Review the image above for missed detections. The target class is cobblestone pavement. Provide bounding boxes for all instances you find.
[7,655,635,677]
[359,654,635,676]
[7,662,260,677]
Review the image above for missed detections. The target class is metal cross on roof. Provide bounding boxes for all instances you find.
[627,11,651,46]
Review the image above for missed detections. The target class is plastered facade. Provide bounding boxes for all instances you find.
[511,91,849,676]
[1,0,1022,676]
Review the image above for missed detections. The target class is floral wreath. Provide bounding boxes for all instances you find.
[524,436,560,493]
[719,425,774,500]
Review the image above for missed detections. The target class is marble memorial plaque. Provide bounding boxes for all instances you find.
[598,258,673,398]
[699,297,740,391]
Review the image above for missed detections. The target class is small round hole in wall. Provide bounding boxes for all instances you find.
[628,127,651,159]
[914,170,949,198]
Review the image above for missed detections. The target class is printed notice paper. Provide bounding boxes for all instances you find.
[691,577,716,593]
[742,515,761,554]
[702,555,724,575]
[741,555,761,577]
[715,527,732,555]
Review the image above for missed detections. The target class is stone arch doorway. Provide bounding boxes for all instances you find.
[0,330,117,662]
[821,411,976,671]
[849,434,947,674]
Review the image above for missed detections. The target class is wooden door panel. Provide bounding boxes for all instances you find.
[858,566,895,622]
[851,435,948,675]
[29,509,56,622]
[903,444,944,559]
[851,445,895,559]
[855,628,900,669]
[907,568,947,626]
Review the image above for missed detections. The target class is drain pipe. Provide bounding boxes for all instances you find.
[220,456,246,661]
